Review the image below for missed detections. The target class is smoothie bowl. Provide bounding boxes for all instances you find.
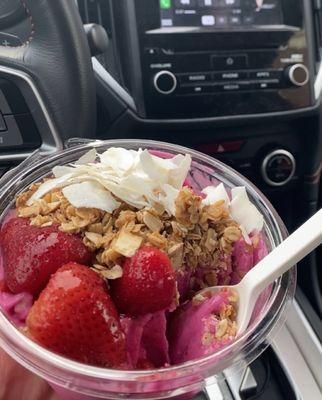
[0,139,296,400]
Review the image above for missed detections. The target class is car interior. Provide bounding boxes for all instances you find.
[0,0,321,399]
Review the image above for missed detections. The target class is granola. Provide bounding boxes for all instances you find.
[16,184,242,281]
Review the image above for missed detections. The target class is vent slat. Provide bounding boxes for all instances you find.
[77,0,107,27]
[313,0,322,64]
[97,2,103,26]
[77,0,120,83]
[84,0,90,24]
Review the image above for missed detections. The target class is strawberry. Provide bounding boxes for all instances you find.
[110,246,176,316]
[0,217,92,296]
[26,262,126,367]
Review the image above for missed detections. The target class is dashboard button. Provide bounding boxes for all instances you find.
[249,70,282,80]
[179,73,212,83]
[178,84,213,95]
[212,55,247,70]
[253,80,280,90]
[144,47,160,56]
[229,15,242,25]
[213,71,248,80]
[197,140,244,153]
[215,82,251,91]
[216,15,228,25]
[215,83,240,91]
[261,150,296,186]
[153,71,177,95]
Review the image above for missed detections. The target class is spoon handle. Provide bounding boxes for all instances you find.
[242,208,322,297]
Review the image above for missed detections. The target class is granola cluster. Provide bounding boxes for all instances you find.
[16,183,242,281]
[199,289,238,344]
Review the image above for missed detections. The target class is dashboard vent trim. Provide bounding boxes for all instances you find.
[313,0,322,65]
[77,0,122,83]
[77,0,112,36]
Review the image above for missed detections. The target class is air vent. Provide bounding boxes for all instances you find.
[313,0,322,66]
[77,0,112,36]
[77,0,121,82]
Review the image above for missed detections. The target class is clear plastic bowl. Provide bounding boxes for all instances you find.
[0,139,296,400]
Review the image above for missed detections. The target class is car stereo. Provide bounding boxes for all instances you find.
[130,0,313,119]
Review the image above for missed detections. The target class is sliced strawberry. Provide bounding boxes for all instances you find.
[110,246,176,316]
[27,262,126,367]
[0,217,92,296]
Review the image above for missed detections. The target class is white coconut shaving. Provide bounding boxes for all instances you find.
[75,148,98,165]
[62,181,120,213]
[27,147,192,215]
[230,187,264,234]
[202,183,230,207]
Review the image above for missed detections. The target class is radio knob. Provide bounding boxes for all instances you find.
[153,70,177,95]
[261,149,296,187]
[285,64,309,87]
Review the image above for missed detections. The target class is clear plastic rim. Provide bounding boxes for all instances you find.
[0,139,296,391]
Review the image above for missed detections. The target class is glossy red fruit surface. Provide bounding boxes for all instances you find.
[0,217,92,296]
[111,246,176,316]
[27,262,126,367]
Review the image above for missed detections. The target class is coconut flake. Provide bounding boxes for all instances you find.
[27,174,74,205]
[62,181,120,212]
[100,148,135,176]
[52,166,75,178]
[169,154,192,189]
[230,187,264,234]
[160,184,180,215]
[140,150,172,183]
[26,147,192,215]
[102,180,149,209]
[113,231,143,257]
[75,148,97,165]
[202,183,230,206]
[139,150,191,188]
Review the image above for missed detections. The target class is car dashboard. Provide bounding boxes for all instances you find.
[0,0,321,399]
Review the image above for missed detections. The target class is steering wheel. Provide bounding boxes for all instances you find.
[0,0,96,145]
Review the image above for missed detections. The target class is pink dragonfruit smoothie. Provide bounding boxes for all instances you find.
[0,147,271,372]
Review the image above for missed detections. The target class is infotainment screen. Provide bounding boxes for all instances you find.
[160,0,283,28]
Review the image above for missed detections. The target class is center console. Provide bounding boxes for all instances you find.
[127,0,314,119]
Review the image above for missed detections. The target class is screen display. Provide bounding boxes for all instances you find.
[160,0,283,28]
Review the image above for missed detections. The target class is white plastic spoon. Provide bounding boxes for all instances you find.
[199,208,322,335]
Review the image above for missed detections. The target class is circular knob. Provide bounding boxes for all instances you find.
[261,150,296,186]
[285,64,309,87]
[153,71,177,95]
